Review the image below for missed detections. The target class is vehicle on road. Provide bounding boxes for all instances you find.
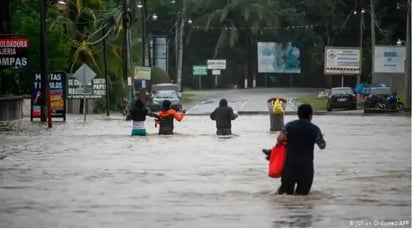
[149,90,182,112]
[326,87,357,111]
[363,87,404,113]
[151,83,181,96]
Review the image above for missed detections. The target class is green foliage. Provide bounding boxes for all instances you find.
[151,66,172,84]
[297,97,328,111]
[1,0,409,97]
[110,75,126,110]
[189,0,279,57]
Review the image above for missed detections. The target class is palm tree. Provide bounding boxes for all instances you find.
[50,0,123,75]
[187,0,280,86]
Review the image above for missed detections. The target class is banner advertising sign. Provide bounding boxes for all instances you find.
[135,66,152,80]
[257,42,301,73]
[31,72,66,120]
[374,46,406,73]
[324,47,361,75]
[67,77,106,99]
[153,37,168,72]
[0,38,29,68]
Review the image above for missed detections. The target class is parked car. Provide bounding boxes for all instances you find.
[363,87,403,113]
[359,83,388,97]
[151,83,181,97]
[149,90,182,112]
[326,87,357,111]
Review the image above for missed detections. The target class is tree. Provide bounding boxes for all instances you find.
[186,0,280,87]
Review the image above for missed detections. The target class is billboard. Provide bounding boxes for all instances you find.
[324,47,361,75]
[257,42,301,73]
[0,38,29,68]
[374,46,406,73]
[31,72,66,119]
[150,36,168,72]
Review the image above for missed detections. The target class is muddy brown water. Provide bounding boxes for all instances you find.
[0,114,410,227]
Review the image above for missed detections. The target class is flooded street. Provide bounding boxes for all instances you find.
[0,114,410,227]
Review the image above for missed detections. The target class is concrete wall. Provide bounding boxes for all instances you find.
[0,96,24,121]
[66,99,96,114]
[22,98,31,117]
[1,97,98,120]
[20,98,97,117]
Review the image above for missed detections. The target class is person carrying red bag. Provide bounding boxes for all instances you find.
[263,103,326,195]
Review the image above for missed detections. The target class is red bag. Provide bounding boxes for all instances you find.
[268,141,287,178]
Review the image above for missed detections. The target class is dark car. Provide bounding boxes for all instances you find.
[363,87,402,113]
[149,90,182,112]
[360,83,388,97]
[326,87,357,111]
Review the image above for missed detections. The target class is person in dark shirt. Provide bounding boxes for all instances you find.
[210,98,238,135]
[128,99,158,136]
[156,100,185,135]
[276,103,326,195]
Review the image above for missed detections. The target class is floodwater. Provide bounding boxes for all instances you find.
[0,114,410,227]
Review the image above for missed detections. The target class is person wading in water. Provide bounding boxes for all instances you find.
[156,100,186,135]
[210,98,238,136]
[264,104,326,195]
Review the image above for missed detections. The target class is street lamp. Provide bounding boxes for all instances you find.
[353,7,365,84]
[56,0,68,11]
[396,0,411,110]
[370,0,377,84]
[139,0,157,68]
[176,0,190,91]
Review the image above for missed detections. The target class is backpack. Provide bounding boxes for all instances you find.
[272,98,284,114]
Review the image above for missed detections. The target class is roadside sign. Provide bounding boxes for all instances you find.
[0,38,29,68]
[72,63,96,85]
[374,46,406,73]
[212,69,221,75]
[324,47,361,75]
[207,59,226,70]
[193,65,207,75]
[135,66,151,80]
[31,72,66,121]
[67,78,106,99]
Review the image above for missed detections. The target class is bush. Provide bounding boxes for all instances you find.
[150,67,171,84]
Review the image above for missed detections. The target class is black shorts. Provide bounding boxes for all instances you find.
[278,162,314,195]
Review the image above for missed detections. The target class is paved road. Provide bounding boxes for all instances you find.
[183,88,322,115]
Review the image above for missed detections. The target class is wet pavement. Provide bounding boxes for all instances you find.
[184,88,321,115]
[0,112,410,227]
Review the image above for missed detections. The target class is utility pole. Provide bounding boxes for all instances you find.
[141,0,147,67]
[404,0,411,110]
[103,27,110,116]
[358,9,364,84]
[370,0,376,83]
[40,0,51,128]
[176,0,186,91]
[122,0,131,105]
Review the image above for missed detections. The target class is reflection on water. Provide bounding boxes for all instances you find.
[0,114,410,227]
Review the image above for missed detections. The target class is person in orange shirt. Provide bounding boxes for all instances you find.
[156,100,185,135]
